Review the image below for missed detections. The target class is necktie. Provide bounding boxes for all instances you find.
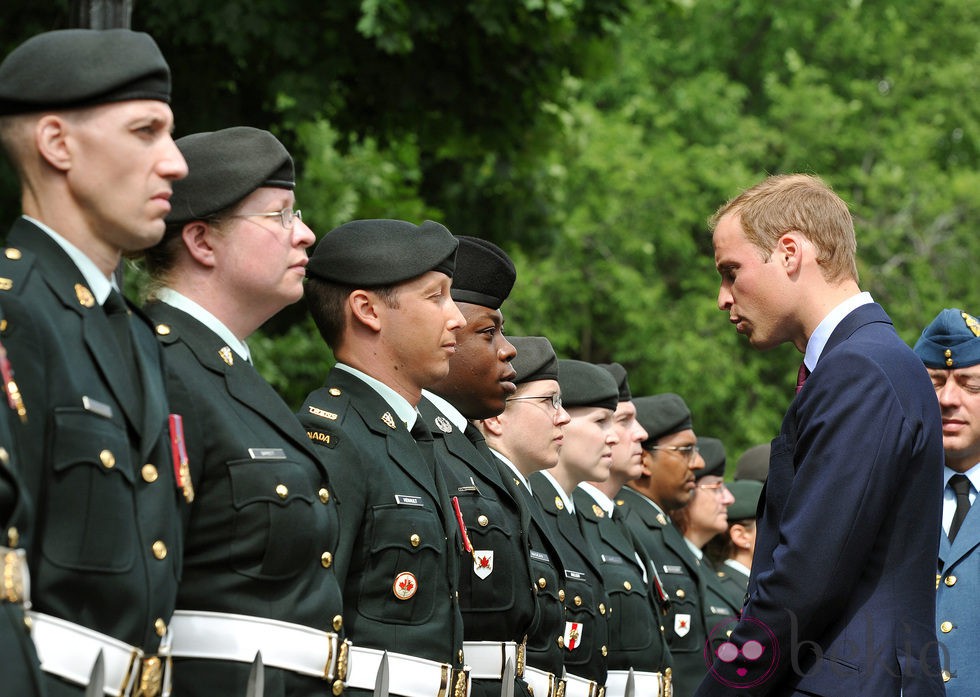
[103,290,143,411]
[463,422,495,465]
[948,474,972,543]
[795,362,810,394]
[410,415,436,476]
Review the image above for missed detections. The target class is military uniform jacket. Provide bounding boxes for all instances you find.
[708,559,748,617]
[936,473,980,697]
[420,397,534,697]
[146,301,345,697]
[0,308,44,697]
[529,473,609,685]
[297,367,464,672]
[0,220,182,661]
[618,486,707,697]
[492,457,568,679]
[573,487,671,674]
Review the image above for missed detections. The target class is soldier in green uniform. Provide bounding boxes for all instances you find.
[704,479,762,610]
[418,236,536,697]
[298,220,468,696]
[618,394,707,697]
[576,364,672,697]
[668,437,738,651]
[0,311,44,697]
[477,336,574,697]
[530,360,615,697]
[141,127,347,696]
[0,29,188,697]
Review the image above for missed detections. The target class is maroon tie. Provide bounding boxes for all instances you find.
[795,363,810,394]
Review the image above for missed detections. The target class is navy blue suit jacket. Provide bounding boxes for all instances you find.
[695,303,945,696]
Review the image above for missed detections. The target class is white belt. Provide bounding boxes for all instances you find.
[523,666,558,697]
[345,644,469,697]
[29,611,171,697]
[605,669,664,697]
[463,640,524,680]
[563,672,600,697]
[168,610,343,684]
[1,546,29,606]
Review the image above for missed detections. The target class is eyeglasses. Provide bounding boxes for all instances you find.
[505,393,562,411]
[696,481,729,495]
[645,444,699,461]
[230,208,302,230]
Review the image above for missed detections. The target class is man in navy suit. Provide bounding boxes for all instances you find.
[695,174,945,696]
[913,308,980,696]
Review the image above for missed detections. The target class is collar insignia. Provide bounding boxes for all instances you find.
[218,346,234,366]
[434,416,453,433]
[382,411,397,430]
[74,284,95,308]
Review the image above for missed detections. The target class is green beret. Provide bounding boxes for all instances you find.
[734,443,770,482]
[510,337,559,384]
[557,359,619,411]
[307,219,457,285]
[726,479,763,521]
[596,363,631,402]
[634,393,693,445]
[0,29,171,115]
[697,436,726,480]
[913,308,980,369]
[167,127,294,225]
[450,236,516,310]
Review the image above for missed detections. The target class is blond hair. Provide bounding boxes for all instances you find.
[710,174,859,283]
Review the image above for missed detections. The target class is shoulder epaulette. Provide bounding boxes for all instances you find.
[0,247,36,296]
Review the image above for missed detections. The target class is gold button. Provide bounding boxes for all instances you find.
[276,484,288,499]
[141,464,159,483]
[332,679,344,695]
[574,596,582,607]
[5,249,22,260]
[945,349,952,358]
[410,534,421,547]
[155,324,171,336]
[23,615,32,631]
[538,578,547,589]
[601,645,608,657]
[557,589,564,601]
[329,387,342,396]
[945,575,957,587]
[100,449,115,468]
[623,581,632,591]
[154,618,167,636]
[943,670,951,682]
[319,488,330,504]
[676,588,686,599]
[940,621,953,633]
[599,603,606,615]
[557,636,564,648]
[152,541,167,560]
[0,447,7,465]
[321,552,333,569]
[477,515,489,527]
[332,615,343,631]
[7,527,19,547]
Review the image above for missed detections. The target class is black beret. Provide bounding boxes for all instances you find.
[734,443,770,482]
[913,308,980,369]
[307,219,458,285]
[726,479,763,521]
[557,359,619,412]
[0,29,171,116]
[167,127,294,225]
[596,363,631,402]
[634,393,693,444]
[510,337,559,384]
[450,236,517,310]
[697,436,726,480]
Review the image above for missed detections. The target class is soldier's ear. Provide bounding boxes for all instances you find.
[35,115,72,172]
[347,289,383,332]
[479,416,503,437]
[181,221,217,268]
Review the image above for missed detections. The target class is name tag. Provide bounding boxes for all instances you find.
[530,550,551,563]
[565,570,586,581]
[601,554,624,564]
[82,395,112,419]
[709,606,731,616]
[661,564,684,575]
[248,448,286,460]
[395,494,424,507]
[308,405,338,421]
